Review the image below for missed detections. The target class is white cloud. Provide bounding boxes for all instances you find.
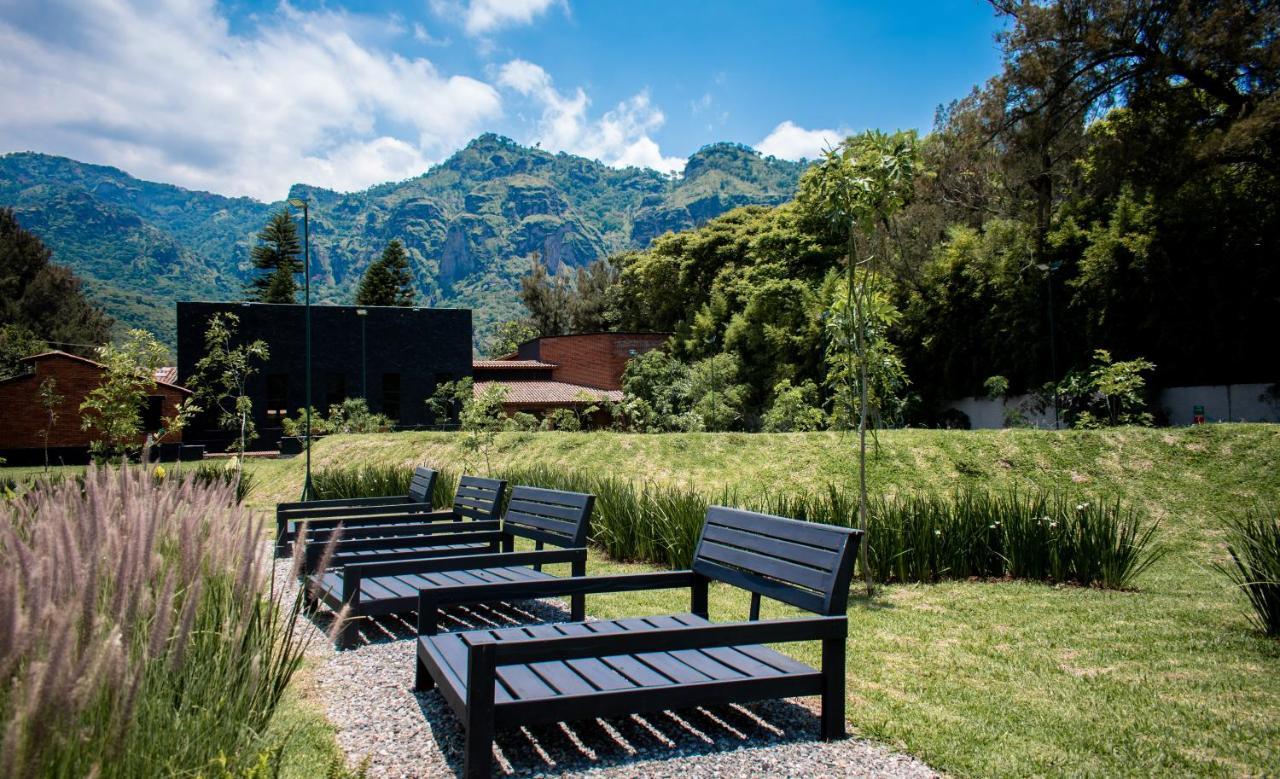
[496,59,683,174]
[755,120,850,161]
[0,0,502,200]
[433,0,564,36]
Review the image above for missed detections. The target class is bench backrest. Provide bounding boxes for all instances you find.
[452,475,507,520]
[692,506,863,616]
[408,467,438,505]
[503,485,595,548]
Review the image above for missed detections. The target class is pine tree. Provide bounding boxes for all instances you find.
[247,208,303,303]
[355,239,415,306]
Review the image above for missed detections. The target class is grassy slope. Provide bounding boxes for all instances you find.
[244,425,1280,777]
[8,426,1278,775]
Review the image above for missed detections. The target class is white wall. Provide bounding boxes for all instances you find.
[943,383,1278,429]
[1159,384,1279,426]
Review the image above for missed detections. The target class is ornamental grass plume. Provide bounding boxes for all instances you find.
[0,466,310,778]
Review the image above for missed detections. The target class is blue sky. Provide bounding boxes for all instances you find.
[0,0,1006,200]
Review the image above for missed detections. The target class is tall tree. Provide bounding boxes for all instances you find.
[800,130,917,595]
[80,329,169,461]
[0,208,113,369]
[188,312,269,491]
[246,208,303,303]
[355,239,415,306]
[519,256,574,336]
[485,319,538,357]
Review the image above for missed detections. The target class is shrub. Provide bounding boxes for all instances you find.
[326,398,394,433]
[541,408,581,432]
[1216,508,1280,636]
[762,379,827,432]
[192,461,255,503]
[319,462,1161,590]
[311,463,457,509]
[0,466,312,777]
[503,412,540,432]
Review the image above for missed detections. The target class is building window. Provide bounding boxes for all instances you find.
[382,373,401,422]
[142,396,164,432]
[266,374,289,419]
[325,372,347,411]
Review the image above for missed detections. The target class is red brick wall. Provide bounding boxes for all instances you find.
[533,333,668,390]
[0,355,188,450]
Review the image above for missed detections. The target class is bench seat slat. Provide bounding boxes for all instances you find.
[418,613,819,709]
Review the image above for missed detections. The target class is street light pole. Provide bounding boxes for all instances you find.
[356,308,368,401]
[289,197,313,500]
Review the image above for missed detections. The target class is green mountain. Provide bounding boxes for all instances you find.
[0,135,805,347]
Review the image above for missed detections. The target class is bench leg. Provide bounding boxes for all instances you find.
[570,593,585,622]
[302,590,318,615]
[821,635,846,741]
[465,642,496,778]
[414,652,434,692]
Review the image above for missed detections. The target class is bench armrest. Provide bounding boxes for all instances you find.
[348,547,587,581]
[467,615,846,665]
[278,495,413,511]
[416,570,698,635]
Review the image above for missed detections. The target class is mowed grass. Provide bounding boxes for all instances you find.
[244,424,1280,777]
[5,425,1278,775]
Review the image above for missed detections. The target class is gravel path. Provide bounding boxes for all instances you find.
[275,557,939,778]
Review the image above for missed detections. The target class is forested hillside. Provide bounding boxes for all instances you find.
[515,1,1279,426]
[0,137,804,345]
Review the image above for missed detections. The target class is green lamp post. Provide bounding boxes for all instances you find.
[287,196,313,500]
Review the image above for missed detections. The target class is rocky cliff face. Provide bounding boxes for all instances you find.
[0,136,807,346]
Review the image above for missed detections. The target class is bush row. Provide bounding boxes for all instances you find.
[312,462,1163,590]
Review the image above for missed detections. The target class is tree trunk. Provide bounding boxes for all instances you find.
[847,231,874,597]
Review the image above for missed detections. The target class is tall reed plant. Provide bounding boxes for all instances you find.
[0,466,311,778]
[313,462,1162,589]
[312,463,457,509]
[1216,508,1280,636]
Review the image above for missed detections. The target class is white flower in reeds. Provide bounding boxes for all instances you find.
[1076,502,1088,511]
[934,529,942,536]
[1050,521,1058,528]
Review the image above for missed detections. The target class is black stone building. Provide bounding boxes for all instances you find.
[176,302,472,451]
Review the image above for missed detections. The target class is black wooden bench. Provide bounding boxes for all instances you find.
[275,467,439,557]
[413,505,863,778]
[282,473,504,560]
[306,485,595,648]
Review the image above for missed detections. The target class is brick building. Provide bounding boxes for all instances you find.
[0,351,191,465]
[472,332,668,423]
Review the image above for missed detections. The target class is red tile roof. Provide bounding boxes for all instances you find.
[17,350,191,393]
[154,366,179,384]
[472,359,558,369]
[474,380,622,405]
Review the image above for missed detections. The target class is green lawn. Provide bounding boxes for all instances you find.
[6,425,1278,776]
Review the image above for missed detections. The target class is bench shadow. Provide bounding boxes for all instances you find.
[416,691,827,777]
[304,598,575,649]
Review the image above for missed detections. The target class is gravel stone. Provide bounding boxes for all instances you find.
[274,555,940,778]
